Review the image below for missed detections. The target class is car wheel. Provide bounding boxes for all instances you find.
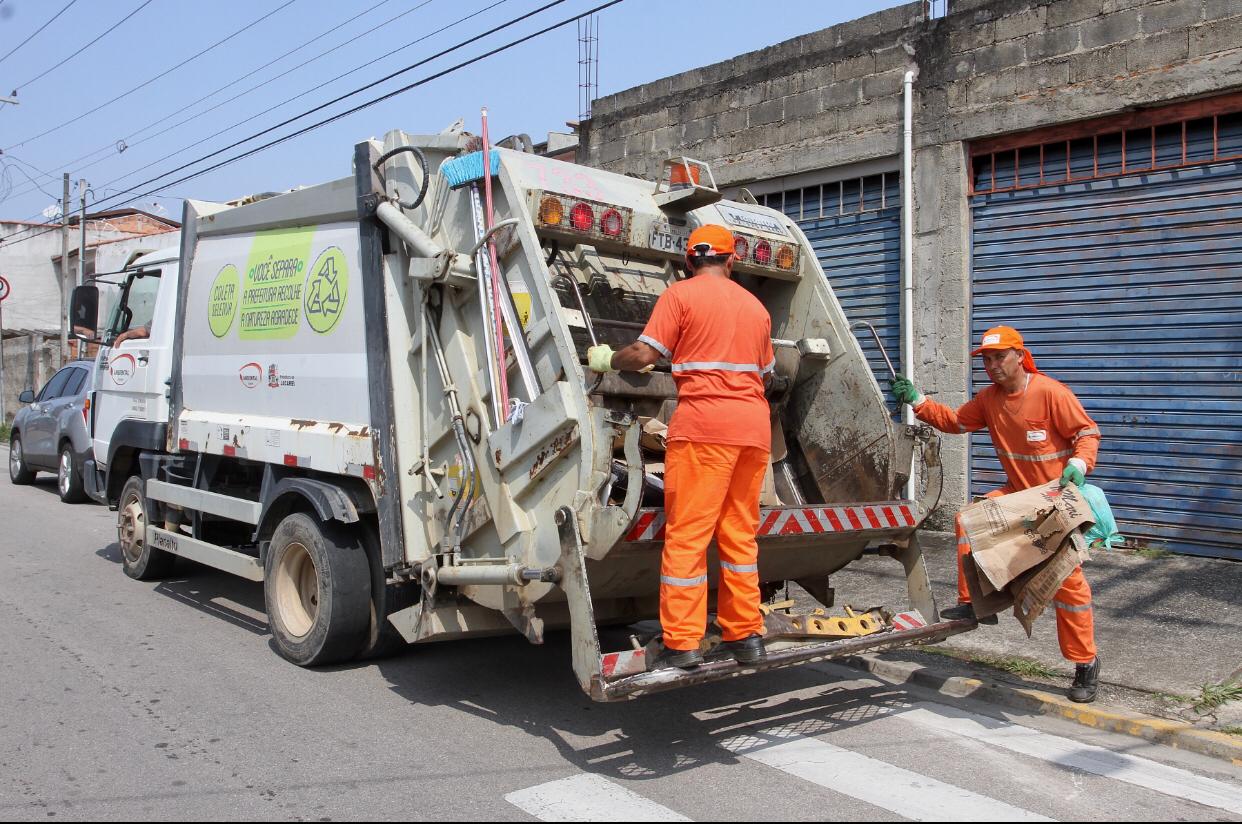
[264,512,370,666]
[9,434,35,484]
[57,445,87,503]
[119,475,176,580]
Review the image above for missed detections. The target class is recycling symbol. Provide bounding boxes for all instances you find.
[304,246,348,334]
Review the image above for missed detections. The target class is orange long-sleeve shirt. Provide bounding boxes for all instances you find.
[914,373,1101,493]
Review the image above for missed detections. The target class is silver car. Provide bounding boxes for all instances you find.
[9,360,94,503]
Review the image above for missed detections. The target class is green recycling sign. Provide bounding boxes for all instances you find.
[304,246,348,334]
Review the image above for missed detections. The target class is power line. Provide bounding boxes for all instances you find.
[92,0,508,200]
[4,0,299,151]
[0,0,625,251]
[11,0,155,93]
[0,0,414,204]
[0,0,79,67]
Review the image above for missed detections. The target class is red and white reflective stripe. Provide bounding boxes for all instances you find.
[891,610,927,631]
[600,648,647,678]
[624,503,918,542]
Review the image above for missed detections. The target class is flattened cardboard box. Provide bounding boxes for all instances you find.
[959,482,1095,592]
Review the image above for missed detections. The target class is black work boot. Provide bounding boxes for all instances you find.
[718,634,767,665]
[940,603,999,625]
[651,644,703,670]
[1068,657,1101,703]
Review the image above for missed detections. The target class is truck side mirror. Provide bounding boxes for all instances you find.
[70,285,99,341]
[18,389,35,404]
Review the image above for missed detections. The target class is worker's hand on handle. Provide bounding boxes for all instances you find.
[889,374,924,407]
[1060,459,1087,488]
[587,344,617,374]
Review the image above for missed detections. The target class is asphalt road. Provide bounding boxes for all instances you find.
[2,462,1241,821]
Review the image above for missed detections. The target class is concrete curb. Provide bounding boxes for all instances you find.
[842,653,1242,767]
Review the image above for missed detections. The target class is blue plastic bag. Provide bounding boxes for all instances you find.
[1079,483,1124,549]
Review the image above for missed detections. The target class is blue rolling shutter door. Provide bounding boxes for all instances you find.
[971,151,1242,559]
[762,174,902,389]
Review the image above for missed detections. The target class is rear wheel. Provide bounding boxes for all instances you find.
[264,513,370,666]
[355,519,416,661]
[119,475,176,580]
[9,434,35,484]
[57,445,86,503]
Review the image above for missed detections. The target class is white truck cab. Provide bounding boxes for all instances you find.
[72,246,180,505]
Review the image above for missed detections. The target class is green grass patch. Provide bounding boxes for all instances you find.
[0,422,9,443]
[917,645,1061,680]
[1132,543,1173,559]
[1194,681,1242,712]
[1220,725,1242,737]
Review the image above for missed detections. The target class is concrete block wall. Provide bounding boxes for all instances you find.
[581,0,1242,530]
[1,334,58,428]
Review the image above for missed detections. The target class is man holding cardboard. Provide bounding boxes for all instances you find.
[890,325,1102,703]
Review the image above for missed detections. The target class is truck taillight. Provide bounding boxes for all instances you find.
[532,191,632,244]
[775,244,797,270]
[570,202,594,231]
[734,236,749,260]
[82,397,90,424]
[754,239,772,266]
[600,208,623,237]
[538,196,564,226]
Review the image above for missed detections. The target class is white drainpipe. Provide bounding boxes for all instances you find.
[902,70,916,501]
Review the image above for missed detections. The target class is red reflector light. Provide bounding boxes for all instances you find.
[284,454,299,466]
[570,202,594,231]
[600,208,623,237]
[179,438,189,450]
[754,239,772,266]
[734,236,749,260]
[222,445,236,457]
[363,465,377,480]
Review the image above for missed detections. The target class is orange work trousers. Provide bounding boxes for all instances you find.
[660,441,769,651]
[956,488,1096,664]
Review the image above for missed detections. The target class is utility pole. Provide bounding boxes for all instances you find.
[59,173,70,367]
[77,179,87,359]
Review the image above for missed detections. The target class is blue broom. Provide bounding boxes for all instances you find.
[441,149,500,189]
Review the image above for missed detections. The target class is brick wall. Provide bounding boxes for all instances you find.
[581,0,1242,531]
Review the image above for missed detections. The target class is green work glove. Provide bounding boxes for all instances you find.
[587,344,616,373]
[889,374,924,407]
[1060,460,1086,488]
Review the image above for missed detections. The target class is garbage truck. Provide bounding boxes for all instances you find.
[71,123,972,700]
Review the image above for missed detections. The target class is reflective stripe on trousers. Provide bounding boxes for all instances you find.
[956,487,1097,664]
[660,441,769,651]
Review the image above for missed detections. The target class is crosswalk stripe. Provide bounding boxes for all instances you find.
[899,703,1242,815]
[504,773,692,822]
[720,730,1054,822]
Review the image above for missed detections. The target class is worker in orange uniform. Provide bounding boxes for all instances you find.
[890,326,1102,702]
[586,224,774,670]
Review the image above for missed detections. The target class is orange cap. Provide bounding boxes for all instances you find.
[971,325,1039,373]
[686,224,735,258]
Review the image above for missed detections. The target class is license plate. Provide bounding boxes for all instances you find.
[649,223,689,255]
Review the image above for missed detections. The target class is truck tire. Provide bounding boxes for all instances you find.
[264,513,370,667]
[9,433,35,484]
[57,445,87,503]
[119,475,177,580]
[355,519,416,661]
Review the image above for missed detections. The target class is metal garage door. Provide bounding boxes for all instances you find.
[760,173,902,388]
[970,109,1242,559]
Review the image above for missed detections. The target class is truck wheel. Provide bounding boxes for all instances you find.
[355,519,416,661]
[9,434,35,484]
[119,475,176,580]
[264,513,370,667]
[57,445,87,503]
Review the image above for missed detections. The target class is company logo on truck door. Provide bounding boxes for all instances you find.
[109,353,137,385]
[303,246,348,334]
[239,227,314,340]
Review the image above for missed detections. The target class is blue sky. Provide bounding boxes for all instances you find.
[0,0,896,224]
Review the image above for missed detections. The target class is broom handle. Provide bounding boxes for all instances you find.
[480,107,510,416]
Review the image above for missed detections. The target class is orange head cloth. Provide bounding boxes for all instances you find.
[970,325,1039,373]
[687,224,735,259]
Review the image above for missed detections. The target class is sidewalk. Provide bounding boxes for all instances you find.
[813,532,1242,756]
